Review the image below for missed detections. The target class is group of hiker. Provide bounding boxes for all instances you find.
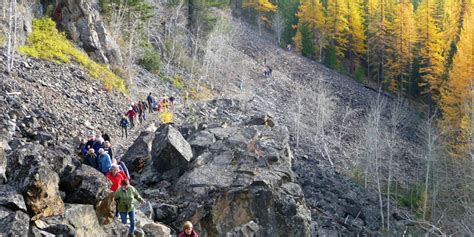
[120,93,175,138]
[77,132,197,236]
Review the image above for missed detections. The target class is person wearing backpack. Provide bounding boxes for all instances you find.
[115,179,144,236]
[147,93,153,113]
[119,116,129,138]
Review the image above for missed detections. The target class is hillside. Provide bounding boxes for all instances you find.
[1,0,471,236]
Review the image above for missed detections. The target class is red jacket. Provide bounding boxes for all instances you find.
[106,170,127,192]
[178,231,198,237]
[126,109,136,118]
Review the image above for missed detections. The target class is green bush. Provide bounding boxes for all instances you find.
[139,50,161,74]
[354,66,365,83]
[162,75,185,90]
[19,18,127,93]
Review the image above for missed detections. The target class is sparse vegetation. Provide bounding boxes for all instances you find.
[19,18,127,93]
[162,75,184,90]
[139,49,161,74]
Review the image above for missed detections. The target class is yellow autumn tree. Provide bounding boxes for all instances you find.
[326,0,349,60]
[345,0,366,74]
[243,0,277,34]
[293,0,327,61]
[416,0,446,102]
[387,0,417,95]
[440,7,474,156]
[366,0,389,85]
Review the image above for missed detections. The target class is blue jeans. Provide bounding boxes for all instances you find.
[119,211,136,235]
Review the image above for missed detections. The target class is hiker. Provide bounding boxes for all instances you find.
[126,107,136,128]
[268,67,273,77]
[115,156,130,179]
[287,44,292,51]
[86,135,96,150]
[178,221,199,237]
[152,99,158,112]
[76,139,87,156]
[157,100,162,112]
[84,148,98,169]
[147,93,154,113]
[101,131,111,143]
[169,96,175,110]
[97,148,111,175]
[137,101,144,124]
[106,164,127,192]
[263,66,269,77]
[162,98,169,112]
[93,137,105,155]
[115,179,144,236]
[141,101,148,121]
[119,116,129,138]
[103,141,113,159]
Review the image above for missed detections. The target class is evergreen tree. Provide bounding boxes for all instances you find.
[366,0,388,85]
[416,0,445,102]
[440,7,474,156]
[387,0,417,95]
[243,0,277,34]
[345,0,366,74]
[276,0,300,47]
[326,0,349,62]
[293,0,327,61]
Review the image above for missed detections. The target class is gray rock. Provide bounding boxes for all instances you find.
[0,207,30,236]
[142,223,172,237]
[58,0,123,65]
[0,185,27,212]
[188,130,216,155]
[122,131,155,173]
[60,165,111,205]
[152,124,193,179]
[153,203,178,224]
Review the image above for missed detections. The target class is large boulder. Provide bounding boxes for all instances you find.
[22,164,65,220]
[37,204,109,237]
[196,182,311,237]
[0,207,30,235]
[5,145,66,220]
[122,131,155,173]
[95,191,116,225]
[60,165,111,205]
[142,223,173,237]
[57,0,123,65]
[0,185,27,212]
[152,124,193,179]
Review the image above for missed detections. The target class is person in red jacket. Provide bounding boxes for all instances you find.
[178,221,198,237]
[125,106,136,128]
[106,164,127,192]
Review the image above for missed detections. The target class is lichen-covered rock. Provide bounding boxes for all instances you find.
[60,165,111,205]
[152,124,193,179]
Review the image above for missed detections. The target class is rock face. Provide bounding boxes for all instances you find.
[122,131,155,174]
[60,165,111,205]
[6,145,65,220]
[152,124,193,179]
[0,185,27,212]
[57,0,123,65]
[0,207,30,236]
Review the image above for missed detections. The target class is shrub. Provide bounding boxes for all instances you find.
[19,18,127,93]
[139,50,161,74]
[354,66,365,84]
[162,75,184,90]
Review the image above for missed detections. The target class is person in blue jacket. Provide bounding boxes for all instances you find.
[97,148,111,175]
[93,137,105,155]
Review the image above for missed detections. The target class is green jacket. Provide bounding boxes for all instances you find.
[114,185,144,212]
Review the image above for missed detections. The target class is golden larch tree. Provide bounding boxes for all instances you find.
[440,6,474,156]
[345,0,366,74]
[416,0,446,102]
[326,0,350,59]
[387,0,417,95]
[293,0,327,61]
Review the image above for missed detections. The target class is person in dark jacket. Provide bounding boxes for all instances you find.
[147,93,154,113]
[101,131,111,143]
[85,135,96,150]
[76,139,86,156]
[178,221,198,237]
[120,116,129,138]
[84,148,98,169]
[169,96,175,110]
[103,141,113,159]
